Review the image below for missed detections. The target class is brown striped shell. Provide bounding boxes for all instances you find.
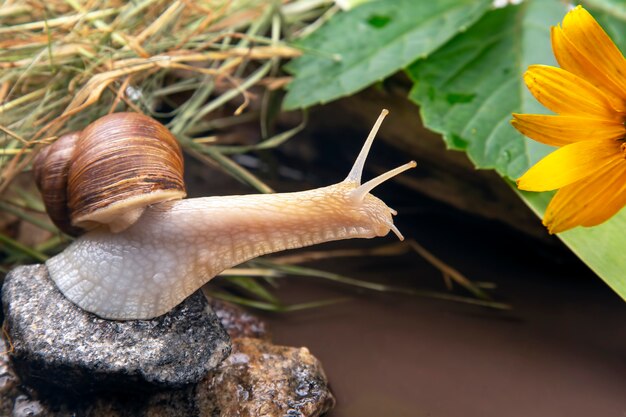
[33,131,82,236]
[34,113,186,236]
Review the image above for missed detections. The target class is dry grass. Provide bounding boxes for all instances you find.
[0,0,324,193]
[0,0,328,258]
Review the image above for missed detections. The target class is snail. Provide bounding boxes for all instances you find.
[34,110,415,320]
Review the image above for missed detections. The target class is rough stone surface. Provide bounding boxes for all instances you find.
[0,336,22,417]
[200,337,336,417]
[0,334,335,417]
[0,265,334,416]
[2,264,231,393]
[207,298,269,340]
[0,336,335,416]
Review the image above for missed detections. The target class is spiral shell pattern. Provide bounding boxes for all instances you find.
[34,113,186,235]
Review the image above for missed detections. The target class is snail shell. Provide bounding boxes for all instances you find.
[34,113,186,235]
[34,131,82,236]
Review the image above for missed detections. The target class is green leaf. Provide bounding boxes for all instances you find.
[518,190,626,301]
[283,0,493,110]
[407,0,626,300]
[585,0,626,20]
[592,4,626,49]
[407,1,570,179]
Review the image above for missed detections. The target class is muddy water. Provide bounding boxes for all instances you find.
[261,206,626,417]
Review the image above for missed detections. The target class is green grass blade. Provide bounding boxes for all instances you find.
[204,289,348,312]
[222,275,280,304]
[0,233,48,262]
[256,260,510,310]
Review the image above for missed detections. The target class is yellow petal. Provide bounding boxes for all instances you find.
[551,25,626,113]
[580,189,626,227]
[517,137,622,191]
[524,65,618,120]
[545,158,622,219]
[543,158,620,228]
[560,6,626,101]
[543,159,626,233]
[511,114,625,147]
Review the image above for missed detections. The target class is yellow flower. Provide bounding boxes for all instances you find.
[512,5,626,234]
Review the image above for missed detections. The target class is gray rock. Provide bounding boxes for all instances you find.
[0,336,21,417]
[0,330,335,417]
[2,264,231,394]
[201,337,336,417]
[0,265,334,416]
[12,395,46,417]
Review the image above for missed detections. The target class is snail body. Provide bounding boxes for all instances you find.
[38,111,415,320]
